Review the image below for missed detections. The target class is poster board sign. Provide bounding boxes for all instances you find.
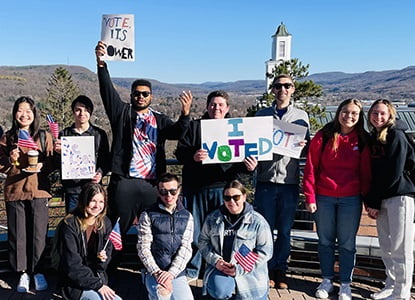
[272,119,307,158]
[201,116,273,164]
[101,14,135,61]
[61,136,95,180]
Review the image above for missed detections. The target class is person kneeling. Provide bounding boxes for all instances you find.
[137,173,194,300]
[56,183,122,300]
[199,180,273,300]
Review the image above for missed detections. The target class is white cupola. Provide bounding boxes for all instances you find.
[265,22,292,91]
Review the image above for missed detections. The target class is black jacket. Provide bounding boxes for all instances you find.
[57,215,113,300]
[365,120,415,209]
[59,124,110,194]
[97,64,190,178]
[175,112,253,190]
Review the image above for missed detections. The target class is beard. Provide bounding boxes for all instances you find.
[131,97,151,112]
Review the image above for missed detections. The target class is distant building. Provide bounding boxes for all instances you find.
[265,22,292,92]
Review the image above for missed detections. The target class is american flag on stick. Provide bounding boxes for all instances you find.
[46,114,59,139]
[234,244,259,272]
[18,130,38,150]
[107,218,123,251]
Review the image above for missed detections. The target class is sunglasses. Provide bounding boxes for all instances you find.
[273,83,294,90]
[159,188,180,196]
[223,194,242,202]
[132,91,151,98]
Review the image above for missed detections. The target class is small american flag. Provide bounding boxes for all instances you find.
[234,244,259,272]
[108,219,123,250]
[18,130,38,150]
[46,114,59,139]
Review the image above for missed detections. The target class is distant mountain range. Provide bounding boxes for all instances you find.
[1,64,414,128]
[112,65,415,101]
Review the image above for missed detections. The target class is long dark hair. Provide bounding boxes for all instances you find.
[6,96,41,146]
[321,98,368,152]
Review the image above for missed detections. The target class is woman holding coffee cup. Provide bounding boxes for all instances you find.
[0,96,56,293]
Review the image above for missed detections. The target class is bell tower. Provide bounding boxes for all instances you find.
[265,22,292,91]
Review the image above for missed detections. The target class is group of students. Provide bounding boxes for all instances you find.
[0,40,413,300]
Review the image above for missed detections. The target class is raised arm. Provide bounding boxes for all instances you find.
[94,41,126,125]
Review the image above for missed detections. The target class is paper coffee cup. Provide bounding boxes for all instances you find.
[27,150,39,168]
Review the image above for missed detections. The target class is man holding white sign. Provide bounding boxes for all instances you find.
[95,41,193,241]
[55,96,110,213]
[175,90,258,281]
[254,74,310,289]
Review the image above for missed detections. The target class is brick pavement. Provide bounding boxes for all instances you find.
[0,268,411,300]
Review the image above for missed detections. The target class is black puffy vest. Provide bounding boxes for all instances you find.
[146,201,191,274]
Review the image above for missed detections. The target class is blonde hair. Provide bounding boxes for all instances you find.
[368,99,396,144]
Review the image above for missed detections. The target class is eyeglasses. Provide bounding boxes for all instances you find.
[223,194,243,202]
[132,91,151,98]
[273,83,294,90]
[159,188,180,196]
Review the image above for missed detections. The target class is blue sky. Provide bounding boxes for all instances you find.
[0,0,414,83]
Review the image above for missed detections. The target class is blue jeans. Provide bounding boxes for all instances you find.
[80,290,122,300]
[143,272,193,300]
[207,269,267,300]
[314,195,362,283]
[64,193,79,214]
[254,182,299,271]
[184,186,224,278]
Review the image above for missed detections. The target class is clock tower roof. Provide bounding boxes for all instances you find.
[273,22,291,37]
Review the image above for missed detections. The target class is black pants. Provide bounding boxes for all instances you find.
[107,174,157,236]
[6,198,49,273]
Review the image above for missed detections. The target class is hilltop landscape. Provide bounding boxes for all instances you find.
[1,64,415,131]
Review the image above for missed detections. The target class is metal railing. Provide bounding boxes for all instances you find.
[0,160,386,282]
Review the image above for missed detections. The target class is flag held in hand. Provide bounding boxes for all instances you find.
[234,244,259,272]
[18,130,39,150]
[46,114,59,139]
[108,219,122,250]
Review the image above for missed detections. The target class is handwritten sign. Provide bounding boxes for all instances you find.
[101,14,135,61]
[61,136,95,180]
[272,119,307,158]
[201,116,273,164]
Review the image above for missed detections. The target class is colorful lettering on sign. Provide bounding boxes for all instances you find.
[273,129,296,149]
[202,118,272,162]
[103,16,132,41]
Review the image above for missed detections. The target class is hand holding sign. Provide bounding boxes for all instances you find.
[272,119,307,159]
[95,41,106,67]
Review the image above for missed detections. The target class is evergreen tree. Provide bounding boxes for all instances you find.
[247,58,325,133]
[40,67,80,128]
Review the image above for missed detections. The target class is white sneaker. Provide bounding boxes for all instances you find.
[17,273,30,293]
[370,287,394,300]
[315,279,333,298]
[339,283,352,300]
[34,273,48,291]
